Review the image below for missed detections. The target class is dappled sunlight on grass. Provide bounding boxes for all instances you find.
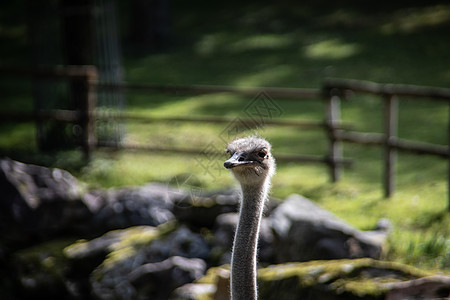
[229,34,293,53]
[304,39,361,60]
[272,163,330,197]
[0,123,37,151]
[125,122,225,149]
[380,5,450,35]
[79,151,234,190]
[194,33,295,56]
[234,64,296,87]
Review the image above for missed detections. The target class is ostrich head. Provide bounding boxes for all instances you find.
[224,136,275,186]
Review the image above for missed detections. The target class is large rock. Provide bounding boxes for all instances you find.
[88,182,176,230]
[86,224,210,300]
[7,239,78,300]
[6,223,211,300]
[64,225,164,298]
[385,275,450,300]
[0,158,90,242]
[270,194,389,262]
[173,259,450,300]
[0,158,177,243]
[258,259,450,300]
[147,225,210,261]
[130,256,206,300]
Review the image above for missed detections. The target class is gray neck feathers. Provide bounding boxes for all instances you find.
[231,181,269,300]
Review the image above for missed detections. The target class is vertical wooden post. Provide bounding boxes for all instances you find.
[326,92,343,182]
[82,66,98,160]
[383,94,398,198]
[448,104,450,211]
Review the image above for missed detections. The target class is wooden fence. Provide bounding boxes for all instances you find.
[323,78,450,202]
[1,66,449,209]
[0,66,98,158]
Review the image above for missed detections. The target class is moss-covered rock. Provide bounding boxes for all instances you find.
[10,239,76,299]
[257,258,429,300]
[81,221,209,300]
[173,258,448,300]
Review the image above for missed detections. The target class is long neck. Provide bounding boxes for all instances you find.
[231,180,269,300]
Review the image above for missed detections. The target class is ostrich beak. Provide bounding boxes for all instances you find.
[224,152,255,169]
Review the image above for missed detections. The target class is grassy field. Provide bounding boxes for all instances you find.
[0,0,449,270]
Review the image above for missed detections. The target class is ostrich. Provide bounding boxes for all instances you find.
[224,136,276,300]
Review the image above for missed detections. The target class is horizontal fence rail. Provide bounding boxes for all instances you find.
[99,113,353,130]
[0,110,81,123]
[325,78,450,101]
[0,65,98,80]
[0,110,351,130]
[96,141,354,165]
[98,82,322,99]
[1,66,449,209]
[337,131,449,157]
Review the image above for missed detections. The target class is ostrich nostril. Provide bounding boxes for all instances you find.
[224,161,234,169]
[238,157,245,162]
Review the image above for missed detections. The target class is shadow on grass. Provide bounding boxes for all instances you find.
[123,0,450,89]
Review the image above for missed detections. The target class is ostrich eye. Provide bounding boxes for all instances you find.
[257,151,267,158]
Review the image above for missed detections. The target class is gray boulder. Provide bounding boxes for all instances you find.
[270,194,389,262]
[0,158,177,242]
[145,225,211,262]
[8,239,75,300]
[384,275,450,300]
[88,225,210,300]
[174,259,450,300]
[130,256,206,300]
[6,224,211,300]
[0,158,91,242]
[89,182,176,230]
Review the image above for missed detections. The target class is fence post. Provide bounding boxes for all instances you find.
[325,90,343,182]
[82,66,98,160]
[383,94,398,198]
[448,104,450,211]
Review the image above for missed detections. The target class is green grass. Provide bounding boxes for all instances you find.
[1,0,449,271]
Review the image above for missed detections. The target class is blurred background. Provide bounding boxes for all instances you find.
[0,0,449,271]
